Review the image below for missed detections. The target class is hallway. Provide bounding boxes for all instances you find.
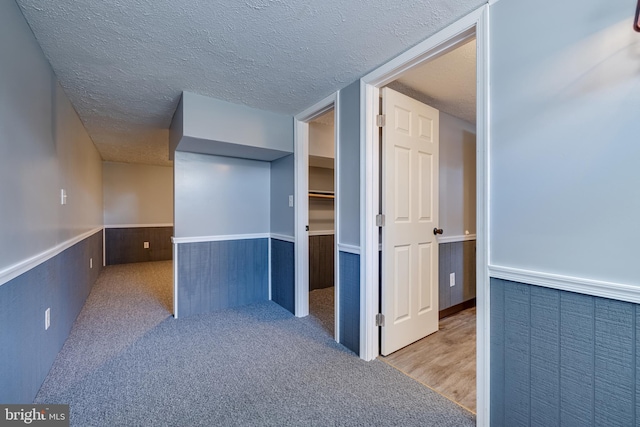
[35,261,173,400]
[35,262,475,426]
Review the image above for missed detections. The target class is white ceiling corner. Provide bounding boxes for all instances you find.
[15,0,484,166]
[311,108,335,126]
[390,39,477,124]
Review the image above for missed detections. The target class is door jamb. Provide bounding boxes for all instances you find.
[359,5,490,426]
[294,93,340,341]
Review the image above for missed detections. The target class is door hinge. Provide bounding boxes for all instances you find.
[376,114,386,127]
[376,214,385,227]
[376,313,385,327]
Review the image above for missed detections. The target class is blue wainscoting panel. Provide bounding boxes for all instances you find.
[490,279,506,427]
[270,238,294,314]
[530,286,560,427]
[560,291,595,426]
[177,238,269,317]
[503,281,531,426]
[339,251,360,355]
[594,298,634,426]
[491,278,639,427]
[0,231,103,404]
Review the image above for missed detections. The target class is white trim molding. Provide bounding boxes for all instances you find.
[489,265,640,304]
[337,243,360,255]
[437,234,477,244]
[173,241,179,319]
[294,92,338,320]
[171,233,270,244]
[104,223,174,228]
[268,238,272,301]
[270,233,295,243]
[360,5,490,426]
[0,227,103,287]
[476,5,491,426]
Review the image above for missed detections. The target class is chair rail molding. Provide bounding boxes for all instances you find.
[489,264,640,304]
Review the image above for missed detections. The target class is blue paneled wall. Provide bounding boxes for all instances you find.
[270,239,295,314]
[177,239,269,317]
[0,231,103,403]
[491,278,639,426]
[269,153,295,314]
[339,252,360,355]
[335,79,361,355]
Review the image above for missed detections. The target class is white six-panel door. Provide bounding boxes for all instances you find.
[381,87,439,356]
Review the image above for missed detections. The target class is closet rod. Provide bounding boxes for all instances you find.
[309,193,335,199]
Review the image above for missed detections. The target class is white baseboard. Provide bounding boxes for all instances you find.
[0,227,103,287]
[270,234,295,243]
[489,264,640,304]
[338,243,360,255]
[104,223,174,228]
[437,234,476,244]
[172,233,270,244]
[173,242,179,319]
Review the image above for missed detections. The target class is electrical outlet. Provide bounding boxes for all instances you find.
[144,242,150,249]
[60,189,67,205]
[288,195,294,207]
[449,272,456,287]
[45,308,50,330]
[90,257,93,269]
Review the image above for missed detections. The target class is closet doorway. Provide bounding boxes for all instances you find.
[375,35,478,412]
[307,109,336,336]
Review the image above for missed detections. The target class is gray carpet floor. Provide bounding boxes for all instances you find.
[309,286,335,336]
[35,261,475,426]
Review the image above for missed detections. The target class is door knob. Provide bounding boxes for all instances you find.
[433,228,443,235]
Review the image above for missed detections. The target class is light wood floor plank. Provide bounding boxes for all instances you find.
[380,307,476,413]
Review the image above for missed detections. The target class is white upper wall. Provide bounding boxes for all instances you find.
[270,154,295,237]
[439,112,476,239]
[174,151,270,238]
[490,0,640,285]
[170,92,294,162]
[103,162,173,226]
[337,80,361,247]
[0,0,102,276]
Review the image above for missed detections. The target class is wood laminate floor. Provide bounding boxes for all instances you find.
[380,307,476,413]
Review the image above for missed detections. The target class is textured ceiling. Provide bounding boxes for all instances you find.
[390,39,476,124]
[16,0,484,166]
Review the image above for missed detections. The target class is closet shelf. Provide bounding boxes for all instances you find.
[309,190,335,199]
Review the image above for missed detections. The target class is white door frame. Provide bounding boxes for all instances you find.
[294,93,340,340]
[359,5,490,425]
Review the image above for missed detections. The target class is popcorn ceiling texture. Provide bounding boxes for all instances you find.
[16,0,484,166]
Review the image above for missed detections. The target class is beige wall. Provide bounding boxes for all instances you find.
[309,166,335,233]
[103,162,173,226]
[309,118,335,234]
[309,122,334,159]
[439,112,476,238]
